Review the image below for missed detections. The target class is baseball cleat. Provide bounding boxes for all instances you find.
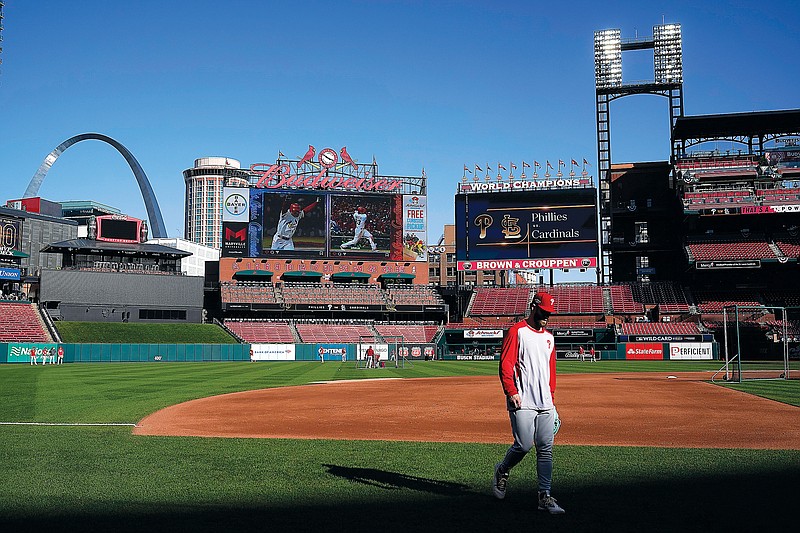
[538,492,565,514]
[492,463,509,499]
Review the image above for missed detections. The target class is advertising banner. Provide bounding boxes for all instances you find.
[317,344,350,362]
[222,222,249,257]
[463,329,504,339]
[669,342,713,360]
[455,188,597,269]
[357,343,388,361]
[250,343,295,361]
[393,343,436,360]
[0,267,21,280]
[0,216,22,253]
[6,343,59,363]
[625,334,703,342]
[223,187,250,222]
[624,342,664,360]
[695,260,760,270]
[402,194,427,261]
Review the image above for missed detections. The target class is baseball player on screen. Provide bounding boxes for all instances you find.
[340,206,377,251]
[492,291,565,515]
[270,197,320,250]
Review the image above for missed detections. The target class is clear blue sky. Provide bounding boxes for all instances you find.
[1,1,798,281]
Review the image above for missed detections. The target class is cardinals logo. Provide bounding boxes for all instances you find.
[340,146,358,170]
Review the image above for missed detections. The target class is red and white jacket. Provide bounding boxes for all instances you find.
[499,320,556,411]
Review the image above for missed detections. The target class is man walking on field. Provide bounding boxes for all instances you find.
[492,291,565,515]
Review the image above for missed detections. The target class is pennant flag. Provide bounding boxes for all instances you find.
[476,165,483,172]
[534,161,541,168]
[558,159,565,168]
[498,164,507,171]
[583,158,592,166]
[464,165,472,174]
[279,151,286,158]
[522,161,531,168]
[546,161,553,170]
[510,162,517,170]
[571,159,579,166]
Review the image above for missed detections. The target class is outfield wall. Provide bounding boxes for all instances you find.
[0,341,716,363]
[1,343,249,363]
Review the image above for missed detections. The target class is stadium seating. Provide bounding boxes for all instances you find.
[0,302,51,342]
[686,239,776,261]
[385,285,445,306]
[774,237,800,258]
[224,320,295,343]
[374,324,440,343]
[693,290,764,313]
[221,283,279,304]
[756,188,800,205]
[281,283,386,306]
[295,323,376,343]
[546,317,608,329]
[607,285,645,314]
[629,282,692,313]
[467,287,531,316]
[544,285,605,314]
[619,321,702,336]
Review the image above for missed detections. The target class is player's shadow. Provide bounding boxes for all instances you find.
[323,464,471,495]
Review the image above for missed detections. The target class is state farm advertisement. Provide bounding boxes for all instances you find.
[669,342,713,360]
[625,343,664,360]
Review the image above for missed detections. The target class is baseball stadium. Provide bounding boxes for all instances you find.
[1,19,799,533]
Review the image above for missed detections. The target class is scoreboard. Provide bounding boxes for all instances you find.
[455,188,598,271]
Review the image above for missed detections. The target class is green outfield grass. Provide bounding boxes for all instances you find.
[1,361,797,533]
[55,321,238,343]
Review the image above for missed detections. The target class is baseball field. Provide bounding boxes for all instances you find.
[1,360,798,532]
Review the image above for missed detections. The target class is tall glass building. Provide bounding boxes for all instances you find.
[183,157,250,249]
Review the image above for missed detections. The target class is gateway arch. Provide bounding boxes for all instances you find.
[23,132,168,238]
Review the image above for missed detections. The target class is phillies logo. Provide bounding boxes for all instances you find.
[225,227,247,241]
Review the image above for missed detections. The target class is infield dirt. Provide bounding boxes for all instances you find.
[134,372,800,449]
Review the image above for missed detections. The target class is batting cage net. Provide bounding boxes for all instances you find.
[355,335,411,369]
[714,305,800,383]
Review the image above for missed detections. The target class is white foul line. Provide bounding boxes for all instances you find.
[0,422,137,427]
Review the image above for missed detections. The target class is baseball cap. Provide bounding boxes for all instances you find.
[357,206,367,213]
[290,203,301,211]
[533,291,555,313]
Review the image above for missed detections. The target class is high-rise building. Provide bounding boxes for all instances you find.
[183,157,250,249]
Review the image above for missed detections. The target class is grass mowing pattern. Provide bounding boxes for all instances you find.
[55,321,238,343]
[1,361,797,532]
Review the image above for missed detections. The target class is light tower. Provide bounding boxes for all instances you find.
[594,23,684,283]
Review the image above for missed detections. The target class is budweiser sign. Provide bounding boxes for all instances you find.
[250,146,404,193]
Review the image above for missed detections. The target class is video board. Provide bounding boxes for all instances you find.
[222,187,427,261]
[455,188,598,271]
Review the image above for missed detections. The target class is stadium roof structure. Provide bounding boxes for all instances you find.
[377,272,416,279]
[41,239,191,258]
[280,271,323,281]
[330,272,371,280]
[672,109,800,142]
[232,269,274,280]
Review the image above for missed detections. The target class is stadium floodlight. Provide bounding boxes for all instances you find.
[653,23,682,84]
[594,29,622,89]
